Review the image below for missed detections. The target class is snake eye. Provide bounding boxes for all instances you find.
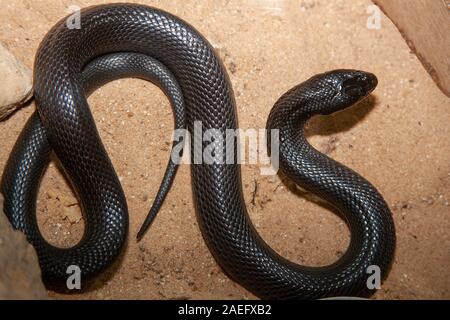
[343,84,363,96]
[340,73,378,98]
[341,78,364,97]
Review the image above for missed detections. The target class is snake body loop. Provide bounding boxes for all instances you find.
[1,4,395,299]
[2,51,186,284]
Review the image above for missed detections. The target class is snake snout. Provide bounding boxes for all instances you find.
[321,70,378,115]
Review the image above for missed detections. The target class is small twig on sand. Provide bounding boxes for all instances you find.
[251,178,258,207]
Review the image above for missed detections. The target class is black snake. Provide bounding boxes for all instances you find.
[1,4,395,299]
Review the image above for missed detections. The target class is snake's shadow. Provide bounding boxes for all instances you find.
[305,95,378,136]
[276,95,378,222]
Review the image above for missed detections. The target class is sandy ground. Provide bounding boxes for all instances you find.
[0,0,449,300]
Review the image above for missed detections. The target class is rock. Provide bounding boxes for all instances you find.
[46,188,58,200]
[59,193,78,207]
[373,0,450,97]
[46,189,81,224]
[62,205,82,224]
[0,194,48,299]
[0,42,33,121]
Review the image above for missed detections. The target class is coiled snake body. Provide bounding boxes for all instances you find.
[1,4,395,299]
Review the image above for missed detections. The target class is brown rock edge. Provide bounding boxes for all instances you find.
[373,0,450,97]
[0,43,33,121]
[0,194,48,299]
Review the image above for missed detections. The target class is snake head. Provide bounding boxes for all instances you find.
[322,69,378,114]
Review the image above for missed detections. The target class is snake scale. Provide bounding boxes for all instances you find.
[1,4,395,299]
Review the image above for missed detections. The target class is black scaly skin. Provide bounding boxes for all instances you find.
[1,4,395,299]
[1,52,186,284]
[267,71,395,298]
